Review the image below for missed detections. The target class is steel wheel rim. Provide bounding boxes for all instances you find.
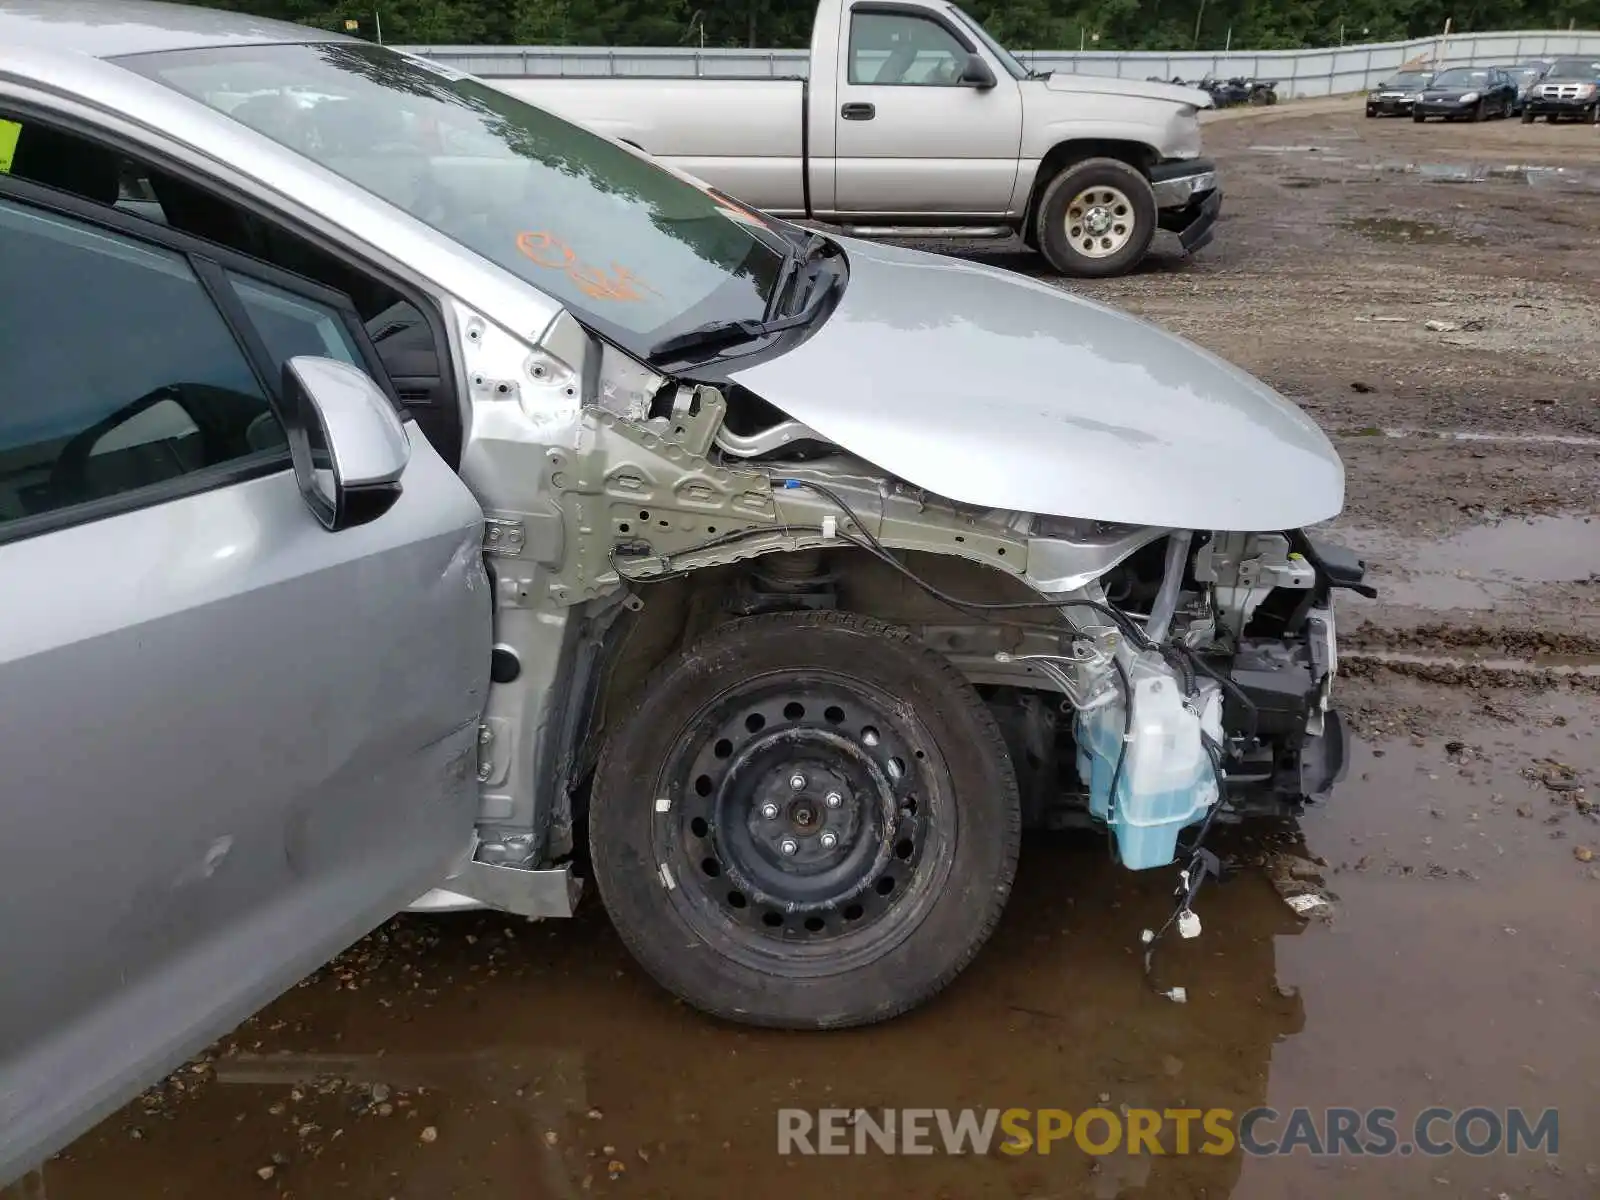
[654,672,946,962]
[1065,185,1135,259]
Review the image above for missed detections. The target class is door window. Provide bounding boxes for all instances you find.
[849,12,969,85]
[0,198,282,527]
[229,271,363,371]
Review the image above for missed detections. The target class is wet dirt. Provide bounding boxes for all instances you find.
[18,690,1599,1200]
[11,105,1600,1200]
[1341,214,1487,245]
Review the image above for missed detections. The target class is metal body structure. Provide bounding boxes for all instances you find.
[2,0,1361,1176]
[494,0,1221,273]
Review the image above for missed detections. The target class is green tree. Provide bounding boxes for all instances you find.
[204,0,1600,50]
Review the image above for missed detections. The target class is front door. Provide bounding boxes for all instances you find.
[0,176,491,1182]
[831,4,1022,215]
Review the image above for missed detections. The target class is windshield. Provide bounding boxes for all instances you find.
[1382,72,1430,88]
[118,42,788,351]
[1546,60,1600,80]
[1429,68,1491,88]
[947,6,1030,80]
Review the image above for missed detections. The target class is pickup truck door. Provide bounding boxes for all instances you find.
[829,2,1022,216]
[0,175,491,1183]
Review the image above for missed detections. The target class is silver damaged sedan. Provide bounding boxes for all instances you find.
[0,0,1367,1180]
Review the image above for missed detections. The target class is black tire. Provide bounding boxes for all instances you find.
[1034,157,1157,278]
[588,611,1021,1029]
[1470,99,1485,122]
[1522,108,1536,124]
[1365,107,1376,118]
[1413,111,1426,122]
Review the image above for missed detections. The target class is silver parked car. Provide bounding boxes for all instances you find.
[0,0,1363,1181]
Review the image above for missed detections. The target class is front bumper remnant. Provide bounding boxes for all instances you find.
[1150,158,1222,255]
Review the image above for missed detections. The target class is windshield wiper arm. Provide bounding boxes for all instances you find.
[765,231,832,319]
[650,256,836,363]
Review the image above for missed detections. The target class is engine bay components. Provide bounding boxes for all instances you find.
[1078,654,1225,870]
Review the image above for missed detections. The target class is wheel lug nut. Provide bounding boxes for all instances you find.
[789,773,807,791]
[862,730,880,747]
[780,837,799,856]
[824,791,843,809]
[761,803,779,820]
[820,832,838,849]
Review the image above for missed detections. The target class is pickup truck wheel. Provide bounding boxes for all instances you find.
[1035,158,1157,278]
[588,610,1020,1029]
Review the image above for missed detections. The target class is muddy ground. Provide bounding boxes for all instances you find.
[10,105,1600,1199]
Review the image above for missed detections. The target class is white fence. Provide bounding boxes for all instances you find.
[399,29,1600,99]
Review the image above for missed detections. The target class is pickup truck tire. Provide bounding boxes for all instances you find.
[1035,158,1158,278]
[587,610,1021,1029]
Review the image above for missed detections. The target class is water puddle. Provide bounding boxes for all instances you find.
[1342,215,1485,245]
[1253,145,1600,190]
[1422,515,1600,581]
[1378,427,1600,448]
[1345,647,1600,676]
[1370,160,1600,190]
[1340,515,1600,609]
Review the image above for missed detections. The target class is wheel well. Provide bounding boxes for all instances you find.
[579,547,1041,783]
[1022,139,1158,247]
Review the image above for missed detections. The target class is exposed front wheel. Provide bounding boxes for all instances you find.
[588,611,1021,1028]
[1522,109,1536,123]
[1413,112,1426,122]
[1034,157,1158,278]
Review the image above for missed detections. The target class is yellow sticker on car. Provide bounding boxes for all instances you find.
[0,119,21,173]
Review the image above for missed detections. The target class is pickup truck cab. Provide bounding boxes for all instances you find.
[500,0,1220,277]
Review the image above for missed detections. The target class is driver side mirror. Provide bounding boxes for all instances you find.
[959,53,997,89]
[282,356,410,531]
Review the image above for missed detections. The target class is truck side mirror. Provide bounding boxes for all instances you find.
[959,53,996,89]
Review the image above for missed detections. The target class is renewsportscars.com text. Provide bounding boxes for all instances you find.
[777,1106,1559,1158]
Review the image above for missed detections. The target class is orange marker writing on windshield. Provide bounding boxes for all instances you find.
[516,231,658,302]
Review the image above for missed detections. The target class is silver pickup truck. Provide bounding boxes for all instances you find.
[497,0,1221,277]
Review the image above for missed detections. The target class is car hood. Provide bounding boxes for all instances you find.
[725,238,1343,531]
[1041,71,1212,109]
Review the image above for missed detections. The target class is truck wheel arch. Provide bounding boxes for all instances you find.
[1022,139,1158,248]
